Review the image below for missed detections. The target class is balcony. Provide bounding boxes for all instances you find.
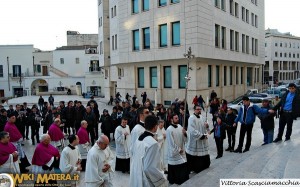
[85,48,98,54]
[89,67,102,72]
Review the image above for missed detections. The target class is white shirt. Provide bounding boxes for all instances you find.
[130,122,145,155]
[114,125,131,159]
[59,145,81,175]
[185,114,210,156]
[166,124,187,165]
[130,132,167,187]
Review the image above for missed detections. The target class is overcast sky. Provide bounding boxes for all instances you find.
[0,0,299,51]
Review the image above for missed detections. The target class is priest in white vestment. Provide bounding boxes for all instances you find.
[114,117,131,173]
[156,120,167,172]
[60,135,82,174]
[130,107,149,155]
[166,114,189,185]
[85,135,114,187]
[130,115,167,187]
[185,106,211,173]
[0,131,20,174]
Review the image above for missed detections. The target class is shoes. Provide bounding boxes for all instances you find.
[216,155,222,159]
[261,143,267,146]
[26,138,30,140]
[243,149,249,153]
[21,168,29,173]
[230,148,234,152]
[234,149,242,153]
[285,138,290,141]
[225,147,231,151]
[273,138,282,143]
[164,171,168,174]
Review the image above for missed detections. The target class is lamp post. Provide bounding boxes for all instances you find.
[182,47,194,129]
[19,72,23,96]
[7,57,10,91]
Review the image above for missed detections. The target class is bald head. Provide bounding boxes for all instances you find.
[97,135,109,150]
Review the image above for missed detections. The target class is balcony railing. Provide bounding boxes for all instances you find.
[89,67,101,72]
[85,49,98,54]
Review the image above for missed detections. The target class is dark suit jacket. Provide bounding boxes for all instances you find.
[273,90,300,119]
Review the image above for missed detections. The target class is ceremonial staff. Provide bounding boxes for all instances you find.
[183,47,194,129]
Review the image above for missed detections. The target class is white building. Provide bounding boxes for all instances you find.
[264,29,300,84]
[0,31,103,98]
[98,0,265,104]
[0,45,35,97]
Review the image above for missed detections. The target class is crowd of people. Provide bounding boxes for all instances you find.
[0,83,299,186]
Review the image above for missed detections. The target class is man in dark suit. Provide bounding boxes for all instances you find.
[272,83,300,142]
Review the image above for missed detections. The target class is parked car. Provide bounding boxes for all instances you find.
[267,87,288,98]
[228,97,273,114]
[82,91,94,99]
[245,89,259,95]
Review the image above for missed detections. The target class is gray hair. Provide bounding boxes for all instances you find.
[81,120,87,125]
[40,134,49,142]
[96,134,104,143]
[158,120,165,124]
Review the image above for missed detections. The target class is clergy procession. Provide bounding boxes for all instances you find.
[0,84,300,186]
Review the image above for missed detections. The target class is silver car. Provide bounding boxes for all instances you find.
[228,97,273,114]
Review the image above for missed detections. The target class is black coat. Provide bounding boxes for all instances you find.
[258,106,275,130]
[100,114,113,133]
[273,90,300,119]
[225,113,237,133]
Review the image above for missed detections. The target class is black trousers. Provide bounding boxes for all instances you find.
[25,124,30,139]
[227,130,236,149]
[237,123,253,150]
[277,112,294,139]
[31,126,40,144]
[215,137,224,156]
[87,128,96,145]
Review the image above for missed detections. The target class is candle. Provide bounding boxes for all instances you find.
[206,96,209,104]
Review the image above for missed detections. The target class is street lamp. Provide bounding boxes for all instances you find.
[182,47,194,129]
[18,72,23,96]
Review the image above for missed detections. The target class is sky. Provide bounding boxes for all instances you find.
[0,0,299,51]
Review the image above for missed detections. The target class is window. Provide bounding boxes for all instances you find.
[208,65,212,87]
[111,7,114,18]
[230,30,234,50]
[241,67,244,84]
[242,7,245,21]
[115,34,117,50]
[99,41,103,55]
[275,43,278,47]
[242,34,245,53]
[138,68,144,88]
[247,67,253,86]
[255,15,258,27]
[280,53,282,57]
[143,27,150,49]
[234,2,239,17]
[172,22,180,46]
[34,65,41,73]
[171,0,180,3]
[246,36,249,54]
[221,0,225,10]
[159,24,167,47]
[12,65,21,77]
[98,17,102,27]
[0,65,3,77]
[132,0,139,14]
[221,27,226,49]
[251,13,254,26]
[215,24,220,48]
[246,9,249,23]
[252,38,255,55]
[133,29,140,51]
[236,67,239,84]
[280,43,282,47]
[255,39,258,55]
[230,66,233,85]
[159,0,167,6]
[75,58,80,64]
[60,58,64,64]
[215,0,219,7]
[178,65,187,88]
[216,65,220,86]
[112,35,115,50]
[229,0,234,15]
[150,67,157,88]
[164,66,172,88]
[235,31,239,52]
[143,0,149,11]
[224,66,227,86]
[275,52,278,57]
[114,5,116,16]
